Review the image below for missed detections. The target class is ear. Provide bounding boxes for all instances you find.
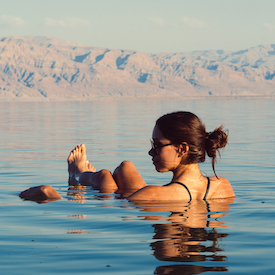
[178,142,189,155]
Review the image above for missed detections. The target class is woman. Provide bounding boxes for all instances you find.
[20,111,234,202]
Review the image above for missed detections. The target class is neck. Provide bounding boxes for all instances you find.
[171,163,204,183]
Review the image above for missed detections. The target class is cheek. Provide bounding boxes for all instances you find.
[159,150,177,162]
[160,149,182,168]
[156,153,177,168]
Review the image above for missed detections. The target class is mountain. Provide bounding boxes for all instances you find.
[0,36,274,101]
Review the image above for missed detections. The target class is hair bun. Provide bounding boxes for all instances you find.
[206,126,228,156]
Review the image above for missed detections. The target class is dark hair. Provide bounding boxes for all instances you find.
[156,111,228,176]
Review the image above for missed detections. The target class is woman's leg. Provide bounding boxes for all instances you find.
[68,145,147,193]
[20,145,147,201]
[113,161,147,192]
[68,143,95,177]
[68,144,118,192]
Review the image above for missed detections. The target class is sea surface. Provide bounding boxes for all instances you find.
[0,98,274,275]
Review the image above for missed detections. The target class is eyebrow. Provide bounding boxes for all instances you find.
[152,138,168,144]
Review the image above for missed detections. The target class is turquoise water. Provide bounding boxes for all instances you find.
[0,99,275,274]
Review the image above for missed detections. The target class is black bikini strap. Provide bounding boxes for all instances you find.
[169,181,192,202]
[205,200,211,227]
[203,177,210,201]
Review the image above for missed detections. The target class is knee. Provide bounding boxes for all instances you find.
[114,161,134,174]
[98,169,113,179]
[120,160,135,170]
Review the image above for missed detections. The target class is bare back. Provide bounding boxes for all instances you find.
[127,176,234,202]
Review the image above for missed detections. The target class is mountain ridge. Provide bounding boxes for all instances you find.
[0,36,274,101]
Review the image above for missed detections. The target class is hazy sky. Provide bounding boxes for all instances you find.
[1,0,275,53]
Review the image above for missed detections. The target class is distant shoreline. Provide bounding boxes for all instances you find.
[1,36,275,102]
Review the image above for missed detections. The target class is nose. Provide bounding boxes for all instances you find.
[148,148,155,156]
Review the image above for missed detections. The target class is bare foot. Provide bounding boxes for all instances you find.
[67,144,96,178]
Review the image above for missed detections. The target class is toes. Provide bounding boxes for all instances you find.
[87,163,96,172]
[69,146,78,158]
[76,145,81,154]
[71,145,79,153]
[70,145,82,156]
[67,151,73,163]
[68,144,87,162]
[80,144,86,153]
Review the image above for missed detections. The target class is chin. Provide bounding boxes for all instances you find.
[153,162,169,173]
[155,166,168,173]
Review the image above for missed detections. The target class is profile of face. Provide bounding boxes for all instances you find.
[149,125,183,173]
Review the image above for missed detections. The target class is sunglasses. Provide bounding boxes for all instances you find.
[150,139,175,152]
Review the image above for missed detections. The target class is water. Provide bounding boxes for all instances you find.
[0,98,275,274]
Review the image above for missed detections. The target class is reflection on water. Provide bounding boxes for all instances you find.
[154,265,227,275]
[152,226,228,262]
[67,185,87,203]
[67,214,87,219]
[67,230,89,234]
[67,185,117,202]
[132,198,233,274]
[60,185,233,274]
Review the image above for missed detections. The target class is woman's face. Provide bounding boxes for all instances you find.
[149,125,182,172]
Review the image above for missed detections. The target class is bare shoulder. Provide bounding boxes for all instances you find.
[127,185,162,201]
[127,184,191,202]
[208,176,235,199]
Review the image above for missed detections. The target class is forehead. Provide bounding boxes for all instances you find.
[152,125,169,141]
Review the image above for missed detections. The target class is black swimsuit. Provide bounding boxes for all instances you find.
[164,177,210,202]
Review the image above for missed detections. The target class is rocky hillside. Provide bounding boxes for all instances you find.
[0,36,274,101]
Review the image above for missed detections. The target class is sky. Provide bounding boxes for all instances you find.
[1,0,275,54]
